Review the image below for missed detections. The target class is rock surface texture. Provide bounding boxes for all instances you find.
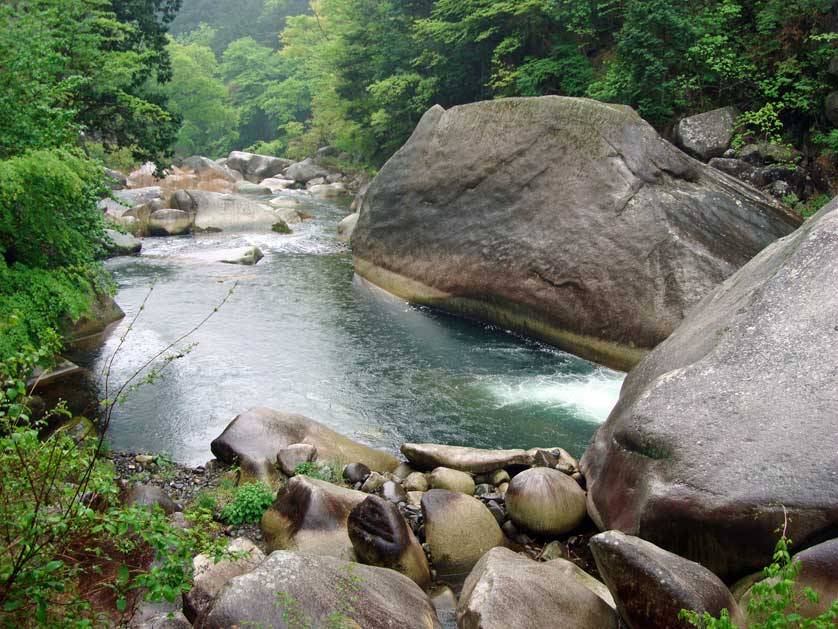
[582,197,838,580]
[457,547,618,629]
[590,531,745,628]
[401,443,534,473]
[196,551,441,629]
[352,97,800,370]
[674,106,738,160]
[505,467,587,535]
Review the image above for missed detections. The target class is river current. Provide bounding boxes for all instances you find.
[79,193,625,466]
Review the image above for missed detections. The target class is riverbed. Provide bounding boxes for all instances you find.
[79,193,625,466]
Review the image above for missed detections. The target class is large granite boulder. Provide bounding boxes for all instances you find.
[285,157,330,183]
[114,186,164,207]
[674,107,738,161]
[103,229,142,256]
[210,408,398,483]
[170,190,281,232]
[225,151,292,183]
[401,443,534,473]
[348,495,431,588]
[591,531,745,628]
[148,209,192,236]
[261,475,366,558]
[196,551,441,629]
[352,97,800,370]
[457,547,618,629]
[421,489,507,583]
[582,196,838,580]
[505,467,587,536]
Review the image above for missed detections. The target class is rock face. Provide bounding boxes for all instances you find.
[421,489,506,582]
[674,107,738,161]
[261,476,366,558]
[505,467,587,536]
[225,151,292,183]
[590,531,745,628]
[348,495,431,588]
[184,537,265,621]
[196,551,441,629]
[148,209,191,236]
[352,97,800,370]
[338,212,358,243]
[210,408,398,483]
[457,547,618,629]
[103,229,142,256]
[171,190,282,232]
[401,443,534,473]
[582,196,838,580]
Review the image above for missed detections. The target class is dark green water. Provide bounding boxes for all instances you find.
[81,194,624,466]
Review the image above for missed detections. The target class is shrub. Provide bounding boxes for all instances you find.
[219,482,275,525]
[293,461,335,482]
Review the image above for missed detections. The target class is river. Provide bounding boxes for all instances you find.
[79,192,625,466]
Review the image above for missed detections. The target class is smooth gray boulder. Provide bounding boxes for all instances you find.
[309,182,347,198]
[352,97,800,370]
[114,186,164,207]
[401,443,534,473]
[226,151,292,183]
[582,196,838,580]
[181,155,241,183]
[591,531,745,628]
[429,467,475,495]
[233,181,272,195]
[210,407,398,484]
[196,551,441,629]
[219,246,263,266]
[457,547,618,629]
[258,177,295,192]
[103,229,142,256]
[285,157,330,183]
[338,212,358,243]
[674,106,738,160]
[170,190,281,232]
[148,209,192,236]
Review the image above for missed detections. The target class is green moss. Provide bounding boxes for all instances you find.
[272,220,292,234]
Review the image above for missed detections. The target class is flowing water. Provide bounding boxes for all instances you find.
[79,193,625,466]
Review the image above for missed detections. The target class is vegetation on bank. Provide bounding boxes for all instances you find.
[164,0,837,199]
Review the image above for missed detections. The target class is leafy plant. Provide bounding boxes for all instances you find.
[219,482,275,525]
[293,461,334,482]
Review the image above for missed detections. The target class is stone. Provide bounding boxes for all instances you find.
[274,206,302,225]
[99,197,131,219]
[740,142,802,165]
[826,91,838,127]
[221,246,263,265]
[210,408,398,484]
[305,176,327,188]
[486,501,505,526]
[505,467,587,536]
[134,611,191,629]
[184,537,265,622]
[337,212,359,243]
[103,229,142,256]
[401,443,534,473]
[225,151,292,183]
[347,495,431,588]
[548,558,616,609]
[123,484,181,515]
[233,181,272,195]
[381,480,407,504]
[392,462,416,479]
[708,157,754,180]
[582,196,838,580]
[148,209,192,236]
[590,531,746,628]
[170,190,283,232]
[490,469,510,486]
[285,157,330,183]
[401,472,428,493]
[474,483,494,496]
[750,163,804,192]
[103,167,127,189]
[457,547,618,629]
[114,186,164,207]
[261,475,366,558]
[352,97,800,371]
[343,462,371,484]
[258,177,295,192]
[421,489,507,582]
[430,467,475,495]
[742,538,838,621]
[430,586,458,629]
[361,471,387,493]
[181,155,241,183]
[350,181,371,212]
[62,290,125,349]
[309,182,347,199]
[407,491,424,507]
[268,195,303,209]
[528,447,558,468]
[674,106,738,160]
[196,551,440,629]
[277,443,317,476]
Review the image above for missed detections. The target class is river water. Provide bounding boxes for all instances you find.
[80,193,625,466]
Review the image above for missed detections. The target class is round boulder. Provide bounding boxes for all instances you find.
[505,467,587,536]
[148,209,192,236]
[430,467,475,495]
[277,443,317,476]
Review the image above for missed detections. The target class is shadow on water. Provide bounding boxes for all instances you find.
[76,193,625,466]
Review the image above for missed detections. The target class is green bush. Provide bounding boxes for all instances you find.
[293,461,335,482]
[219,482,275,525]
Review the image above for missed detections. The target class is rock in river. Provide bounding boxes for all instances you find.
[422,489,507,583]
[196,551,440,629]
[590,531,746,628]
[225,151,292,183]
[505,467,587,536]
[210,407,398,483]
[148,209,192,236]
[261,475,366,558]
[170,190,281,232]
[582,195,838,580]
[457,547,618,629]
[401,443,534,473]
[348,495,431,588]
[352,97,800,370]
